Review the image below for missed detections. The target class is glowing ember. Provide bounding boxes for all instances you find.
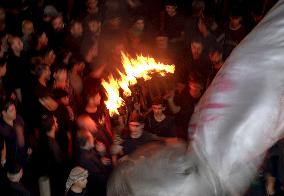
[102,52,175,116]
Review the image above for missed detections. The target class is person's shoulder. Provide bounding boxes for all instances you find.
[9,182,30,196]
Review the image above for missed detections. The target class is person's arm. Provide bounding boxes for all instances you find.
[164,90,181,114]
[15,88,22,103]
[1,141,6,167]
[266,174,276,195]
[39,96,58,111]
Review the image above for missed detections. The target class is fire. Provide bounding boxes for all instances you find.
[102,52,175,116]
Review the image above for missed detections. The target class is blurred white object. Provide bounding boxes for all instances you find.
[108,0,284,195]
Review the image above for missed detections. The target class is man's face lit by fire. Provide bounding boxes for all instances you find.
[165,5,177,17]
[2,103,16,121]
[71,22,83,37]
[188,81,203,98]
[191,41,203,60]
[38,32,48,49]
[129,121,144,138]
[152,104,165,117]
[134,19,145,31]
[89,92,101,106]
[156,36,168,49]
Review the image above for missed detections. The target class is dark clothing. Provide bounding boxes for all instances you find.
[66,189,87,196]
[145,114,176,137]
[33,81,54,129]
[54,104,73,158]
[76,148,106,175]
[173,89,197,139]
[76,148,108,196]
[122,132,156,155]
[0,77,7,104]
[178,48,211,83]
[267,139,284,193]
[7,181,31,196]
[223,25,247,59]
[162,13,185,40]
[5,53,27,94]
[38,136,65,196]
[0,116,28,166]
[64,34,83,57]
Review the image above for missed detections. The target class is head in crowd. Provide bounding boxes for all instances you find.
[80,38,98,64]
[43,5,59,23]
[76,114,98,134]
[191,0,205,16]
[83,80,102,108]
[22,20,34,37]
[229,7,243,30]
[105,12,122,30]
[151,96,166,118]
[84,15,101,36]
[42,48,56,66]
[188,72,204,98]
[165,0,178,17]
[8,36,24,56]
[0,7,5,21]
[128,115,145,139]
[65,166,88,194]
[86,0,99,14]
[40,114,58,136]
[69,20,83,38]
[6,162,23,182]
[1,99,16,122]
[68,55,85,74]
[76,128,95,149]
[52,13,65,32]
[209,45,223,70]
[131,16,145,33]
[53,65,68,89]
[190,36,204,60]
[32,31,49,51]
[35,63,51,82]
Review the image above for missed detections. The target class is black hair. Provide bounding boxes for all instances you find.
[164,0,178,6]
[52,88,69,100]
[0,57,6,67]
[6,161,22,175]
[128,114,145,124]
[68,54,84,70]
[76,129,92,147]
[34,64,49,78]
[0,99,15,112]
[151,96,166,107]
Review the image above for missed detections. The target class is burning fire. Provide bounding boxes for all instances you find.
[102,52,175,116]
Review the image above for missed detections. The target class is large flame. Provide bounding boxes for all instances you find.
[102,52,175,116]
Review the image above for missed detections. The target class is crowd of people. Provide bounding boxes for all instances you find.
[0,0,281,195]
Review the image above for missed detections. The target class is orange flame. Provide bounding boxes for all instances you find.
[102,52,175,116]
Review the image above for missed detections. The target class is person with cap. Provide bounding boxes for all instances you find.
[6,162,31,196]
[65,166,88,196]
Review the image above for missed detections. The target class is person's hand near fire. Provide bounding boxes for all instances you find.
[164,89,181,114]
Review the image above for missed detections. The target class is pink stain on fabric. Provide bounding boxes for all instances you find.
[215,76,235,92]
[201,103,230,110]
